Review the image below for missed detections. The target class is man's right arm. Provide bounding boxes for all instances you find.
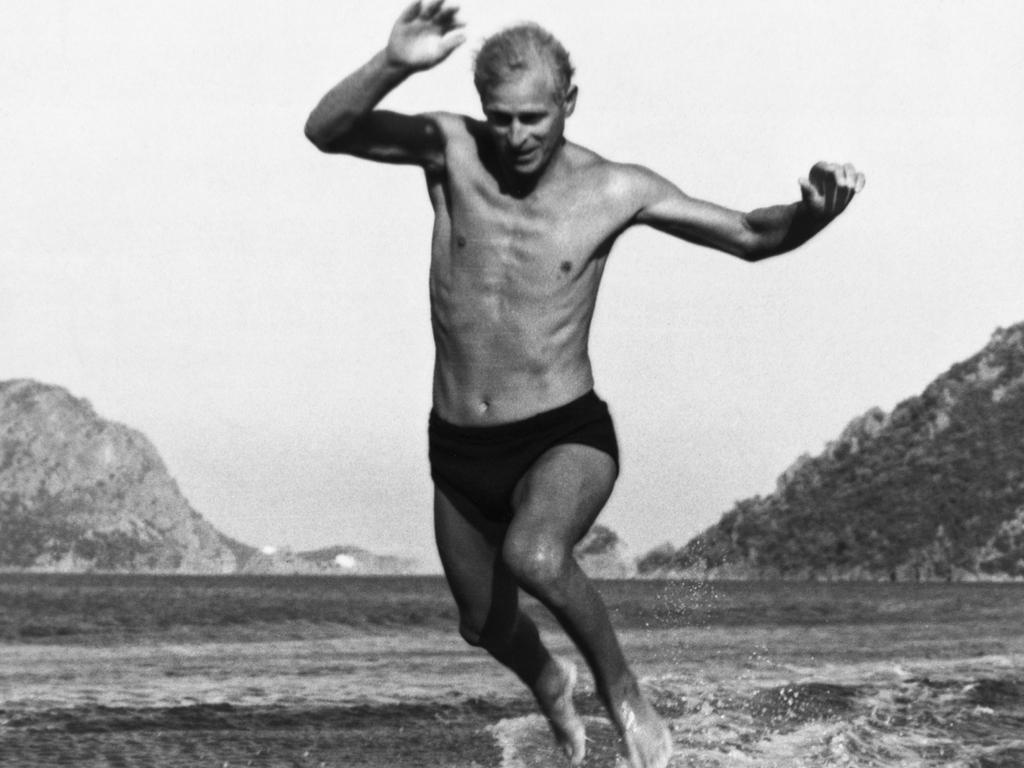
[303,0,465,170]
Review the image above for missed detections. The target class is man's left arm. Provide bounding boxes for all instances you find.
[627,161,866,262]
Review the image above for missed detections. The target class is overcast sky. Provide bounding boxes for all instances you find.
[4,1,1023,570]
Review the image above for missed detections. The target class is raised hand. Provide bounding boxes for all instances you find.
[386,0,466,72]
[799,162,866,221]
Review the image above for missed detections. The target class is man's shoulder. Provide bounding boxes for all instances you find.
[564,145,660,200]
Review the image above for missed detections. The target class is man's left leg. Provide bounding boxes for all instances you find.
[503,443,673,768]
[434,485,587,764]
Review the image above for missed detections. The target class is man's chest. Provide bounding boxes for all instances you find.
[440,173,626,277]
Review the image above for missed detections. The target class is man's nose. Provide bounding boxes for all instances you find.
[509,121,528,147]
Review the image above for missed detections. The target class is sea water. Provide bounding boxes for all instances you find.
[493,652,1024,767]
[1,576,1022,767]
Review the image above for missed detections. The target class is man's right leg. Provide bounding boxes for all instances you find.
[434,486,587,764]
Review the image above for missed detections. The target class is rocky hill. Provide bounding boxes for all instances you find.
[0,380,249,572]
[0,380,425,575]
[639,322,1024,581]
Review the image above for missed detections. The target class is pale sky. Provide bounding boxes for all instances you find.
[3,1,1023,571]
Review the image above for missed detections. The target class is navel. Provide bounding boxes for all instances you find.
[456,235,467,248]
[559,261,572,274]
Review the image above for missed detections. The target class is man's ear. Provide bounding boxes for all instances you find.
[564,85,578,117]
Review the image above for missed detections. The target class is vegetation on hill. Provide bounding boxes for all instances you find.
[574,524,636,578]
[638,323,1024,581]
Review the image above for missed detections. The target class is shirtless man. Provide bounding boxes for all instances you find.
[304,3,864,766]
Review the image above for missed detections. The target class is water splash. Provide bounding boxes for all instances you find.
[492,660,1024,768]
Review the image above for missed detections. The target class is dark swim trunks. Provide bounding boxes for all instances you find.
[428,390,619,523]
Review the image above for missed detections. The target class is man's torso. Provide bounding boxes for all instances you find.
[426,114,637,425]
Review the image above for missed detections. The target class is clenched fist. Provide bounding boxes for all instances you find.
[799,162,866,221]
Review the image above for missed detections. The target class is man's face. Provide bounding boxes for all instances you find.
[481,63,576,179]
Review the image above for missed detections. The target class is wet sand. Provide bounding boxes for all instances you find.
[2,700,511,768]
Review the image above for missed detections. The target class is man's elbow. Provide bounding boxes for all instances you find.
[732,214,798,262]
[304,119,335,152]
[730,229,776,263]
[735,242,776,263]
[303,113,358,153]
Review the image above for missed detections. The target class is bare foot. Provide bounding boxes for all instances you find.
[616,693,673,768]
[535,657,587,765]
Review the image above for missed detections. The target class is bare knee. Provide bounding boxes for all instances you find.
[451,596,495,647]
[458,617,485,647]
[503,535,572,599]
[457,607,521,649]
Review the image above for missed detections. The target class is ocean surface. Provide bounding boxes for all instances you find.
[1,574,1022,767]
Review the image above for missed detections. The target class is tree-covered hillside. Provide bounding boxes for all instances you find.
[639,323,1024,581]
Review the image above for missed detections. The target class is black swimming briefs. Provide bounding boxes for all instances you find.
[428,390,619,523]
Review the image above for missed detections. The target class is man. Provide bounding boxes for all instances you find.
[304,3,864,766]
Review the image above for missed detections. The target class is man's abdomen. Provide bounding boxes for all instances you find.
[429,306,595,426]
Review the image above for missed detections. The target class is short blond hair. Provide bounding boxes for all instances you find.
[473,23,575,99]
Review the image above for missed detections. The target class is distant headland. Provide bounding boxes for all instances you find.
[3,320,1023,580]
